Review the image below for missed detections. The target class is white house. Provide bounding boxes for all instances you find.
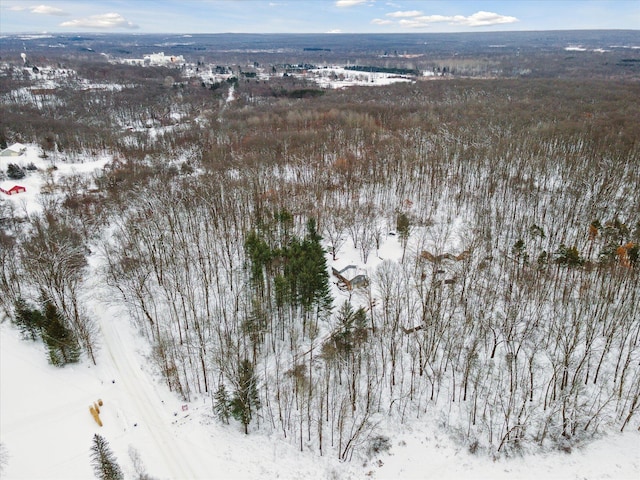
[0,143,26,157]
[143,52,185,66]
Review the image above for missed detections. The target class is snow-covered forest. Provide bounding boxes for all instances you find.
[1,33,639,478]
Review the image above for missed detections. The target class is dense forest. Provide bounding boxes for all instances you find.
[1,36,639,461]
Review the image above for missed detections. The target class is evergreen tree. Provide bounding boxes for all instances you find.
[242,300,268,361]
[555,244,584,267]
[244,230,272,289]
[230,359,260,434]
[273,273,290,309]
[213,383,231,424]
[396,211,411,262]
[13,298,45,341]
[333,301,368,357]
[283,236,303,306]
[244,217,332,315]
[274,208,294,246]
[42,301,80,366]
[90,434,124,480]
[300,218,332,314]
[511,239,529,265]
[6,163,25,180]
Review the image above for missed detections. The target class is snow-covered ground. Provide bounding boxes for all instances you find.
[0,145,109,216]
[2,300,639,479]
[304,66,415,89]
[0,300,356,479]
[1,147,639,479]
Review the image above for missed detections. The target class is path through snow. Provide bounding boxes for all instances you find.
[97,304,202,478]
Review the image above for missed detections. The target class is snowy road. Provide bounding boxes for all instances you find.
[90,298,353,480]
[97,306,201,479]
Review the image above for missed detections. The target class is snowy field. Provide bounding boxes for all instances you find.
[303,66,415,89]
[0,145,109,216]
[1,147,639,479]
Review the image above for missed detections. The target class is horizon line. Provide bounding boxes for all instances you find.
[2,28,639,36]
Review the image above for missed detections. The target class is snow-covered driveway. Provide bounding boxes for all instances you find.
[97,303,203,479]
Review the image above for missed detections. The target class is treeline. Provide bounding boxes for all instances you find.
[1,67,639,461]
[344,65,419,76]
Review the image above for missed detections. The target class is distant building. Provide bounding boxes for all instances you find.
[0,143,26,157]
[0,184,26,195]
[143,52,185,66]
[120,52,185,67]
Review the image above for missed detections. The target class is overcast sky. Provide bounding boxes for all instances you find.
[1,0,638,34]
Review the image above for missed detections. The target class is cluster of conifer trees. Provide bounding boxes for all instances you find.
[13,299,81,366]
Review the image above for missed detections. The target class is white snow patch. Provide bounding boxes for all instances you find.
[0,145,110,215]
[304,66,415,89]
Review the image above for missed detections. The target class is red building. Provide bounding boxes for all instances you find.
[0,185,26,195]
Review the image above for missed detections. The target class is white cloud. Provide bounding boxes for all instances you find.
[398,11,518,28]
[327,29,342,33]
[60,12,139,30]
[386,10,422,18]
[458,11,518,26]
[335,0,369,7]
[371,18,393,25]
[31,5,68,16]
[8,4,68,15]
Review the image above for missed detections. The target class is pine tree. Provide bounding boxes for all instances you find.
[6,163,25,180]
[13,298,45,341]
[333,301,368,357]
[42,301,80,366]
[299,218,332,314]
[230,359,260,434]
[213,383,231,424]
[244,230,272,287]
[396,211,411,262]
[90,434,124,480]
[511,239,529,265]
[244,217,332,316]
[555,244,584,267]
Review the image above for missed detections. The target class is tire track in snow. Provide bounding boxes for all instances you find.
[98,308,197,479]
